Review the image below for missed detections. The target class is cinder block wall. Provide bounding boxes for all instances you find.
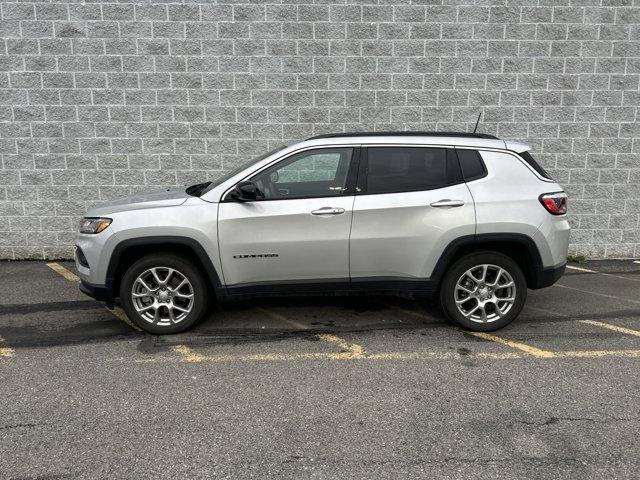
[0,0,639,259]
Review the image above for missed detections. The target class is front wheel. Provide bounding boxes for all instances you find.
[439,252,527,332]
[119,254,208,334]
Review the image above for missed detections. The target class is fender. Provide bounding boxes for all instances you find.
[105,236,224,299]
[430,232,546,286]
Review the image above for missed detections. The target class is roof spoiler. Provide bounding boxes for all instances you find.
[504,140,531,153]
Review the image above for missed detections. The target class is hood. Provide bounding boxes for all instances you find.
[85,188,190,216]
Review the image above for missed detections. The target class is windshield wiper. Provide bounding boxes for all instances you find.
[185,181,212,197]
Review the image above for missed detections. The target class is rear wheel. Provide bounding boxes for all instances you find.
[120,254,208,334]
[439,252,526,331]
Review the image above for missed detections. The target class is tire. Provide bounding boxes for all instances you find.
[439,252,527,332]
[119,253,208,334]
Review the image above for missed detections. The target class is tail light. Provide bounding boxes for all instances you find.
[539,192,567,215]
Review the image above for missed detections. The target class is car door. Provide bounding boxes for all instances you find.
[349,146,475,288]
[218,146,358,290]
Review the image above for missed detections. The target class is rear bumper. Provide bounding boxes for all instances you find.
[529,263,565,289]
[79,280,116,304]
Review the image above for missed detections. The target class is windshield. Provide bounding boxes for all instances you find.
[199,146,287,196]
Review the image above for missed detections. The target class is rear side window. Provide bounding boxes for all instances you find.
[519,151,552,180]
[456,149,487,181]
[363,147,462,194]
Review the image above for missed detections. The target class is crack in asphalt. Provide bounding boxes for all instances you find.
[0,422,41,431]
[512,416,635,427]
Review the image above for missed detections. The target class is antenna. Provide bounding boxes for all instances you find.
[472,111,482,133]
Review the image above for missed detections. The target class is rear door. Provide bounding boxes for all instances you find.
[349,146,476,286]
[218,147,358,289]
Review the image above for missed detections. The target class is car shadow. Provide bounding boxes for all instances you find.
[4,295,640,351]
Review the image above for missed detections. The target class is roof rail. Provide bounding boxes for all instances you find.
[307,131,499,140]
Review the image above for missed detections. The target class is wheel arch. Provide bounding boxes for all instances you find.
[431,233,544,289]
[106,236,223,301]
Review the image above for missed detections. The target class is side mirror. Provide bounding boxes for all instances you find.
[229,181,259,202]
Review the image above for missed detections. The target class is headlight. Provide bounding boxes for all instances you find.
[79,217,112,234]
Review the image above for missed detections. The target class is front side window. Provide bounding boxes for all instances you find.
[363,147,461,194]
[251,148,353,200]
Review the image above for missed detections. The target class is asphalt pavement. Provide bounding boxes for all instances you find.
[1,259,639,479]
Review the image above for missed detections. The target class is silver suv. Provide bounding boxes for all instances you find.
[75,132,570,334]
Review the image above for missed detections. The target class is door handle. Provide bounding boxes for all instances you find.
[430,199,465,208]
[311,207,345,215]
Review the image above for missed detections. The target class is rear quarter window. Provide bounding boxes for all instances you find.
[519,151,553,180]
[456,149,487,181]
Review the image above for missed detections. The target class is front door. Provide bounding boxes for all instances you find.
[349,146,476,286]
[218,147,357,290]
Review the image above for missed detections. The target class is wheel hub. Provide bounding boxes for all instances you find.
[476,285,490,299]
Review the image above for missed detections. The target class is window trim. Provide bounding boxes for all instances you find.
[221,145,361,203]
[518,151,553,181]
[356,146,465,196]
[454,147,488,183]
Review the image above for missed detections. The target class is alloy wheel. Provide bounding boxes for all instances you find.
[131,267,194,326]
[454,264,516,323]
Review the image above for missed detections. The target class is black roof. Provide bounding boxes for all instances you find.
[307,131,499,140]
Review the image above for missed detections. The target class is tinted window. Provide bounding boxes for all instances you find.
[457,149,487,181]
[364,147,461,194]
[251,148,353,200]
[519,151,552,180]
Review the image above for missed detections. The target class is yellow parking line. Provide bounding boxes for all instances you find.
[109,307,142,332]
[0,336,15,358]
[580,320,640,338]
[46,261,141,333]
[171,345,206,363]
[566,264,640,283]
[170,307,367,362]
[46,262,79,282]
[566,265,597,273]
[466,331,556,358]
[555,283,640,305]
[256,307,307,329]
[256,307,366,356]
[604,273,640,283]
[165,350,365,364]
[316,333,364,358]
[136,350,520,364]
[365,351,520,361]
[555,349,640,359]
[130,348,640,364]
[380,302,553,358]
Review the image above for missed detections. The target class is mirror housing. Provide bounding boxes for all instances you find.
[229,181,259,202]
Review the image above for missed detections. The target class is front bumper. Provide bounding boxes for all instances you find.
[79,280,117,304]
[529,263,566,289]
